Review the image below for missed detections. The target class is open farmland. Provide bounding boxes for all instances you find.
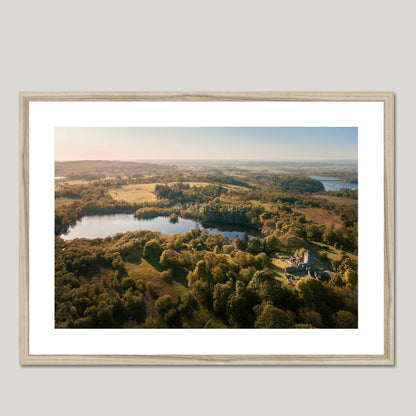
[109,184,157,203]
[312,194,358,206]
[109,181,246,203]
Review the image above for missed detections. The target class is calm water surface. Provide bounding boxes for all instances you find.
[309,175,358,192]
[61,214,256,241]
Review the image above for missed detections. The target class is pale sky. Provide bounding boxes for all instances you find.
[55,127,358,161]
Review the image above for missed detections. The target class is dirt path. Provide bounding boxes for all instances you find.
[204,318,214,329]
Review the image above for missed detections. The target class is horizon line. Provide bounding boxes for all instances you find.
[55,158,358,163]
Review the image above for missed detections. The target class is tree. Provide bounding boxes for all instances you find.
[344,269,358,285]
[146,281,157,298]
[123,291,146,322]
[246,269,280,304]
[255,252,270,268]
[263,235,279,253]
[212,265,226,283]
[323,226,338,246]
[193,260,209,282]
[328,275,343,288]
[121,277,136,290]
[258,280,280,303]
[299,309,323,328]
[160,249,181,270]
[242,232,249,246]
[222,244,234,255]
[213,281,233,317]
[234,251,256,268]
[96,301,115,327]
[306,224,323,241]
[143,239,162,259]
[279,233,303,252]
[254,303,292,328]
[191,280,212,307]
[247,236,262,254]
[169,212,178,223]
[155,294,181,327]
[233,236,246,251]
[247,269,275,292]
[226,281,250,327]
[161,268,173,283]
[296,277,326,308]
[332,310,357,328]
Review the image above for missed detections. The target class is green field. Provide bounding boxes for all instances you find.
[270,259,290,284]
[109,184,157,203]
[311,241,357,263]
[55,197,79,208]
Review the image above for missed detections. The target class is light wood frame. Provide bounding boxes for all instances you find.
[19,92,395,365]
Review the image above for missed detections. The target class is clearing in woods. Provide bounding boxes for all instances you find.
[311,241,358,262]
[123,258,226,328]
[312,194,357,206]
[293,207,343,228]
[109,182,245,203]
[109,184,157,203]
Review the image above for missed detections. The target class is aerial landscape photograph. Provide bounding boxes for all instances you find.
[55,127,358,329]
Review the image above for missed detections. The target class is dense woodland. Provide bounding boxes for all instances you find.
[55,160,358,329]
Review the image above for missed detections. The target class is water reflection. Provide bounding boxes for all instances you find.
[309,175,358,192]
[60,214,257,241]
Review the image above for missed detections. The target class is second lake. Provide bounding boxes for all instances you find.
[309,175,358,192]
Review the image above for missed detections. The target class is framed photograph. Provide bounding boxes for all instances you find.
[20,92,394,365]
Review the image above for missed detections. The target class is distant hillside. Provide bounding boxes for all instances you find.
[55,160,177,178]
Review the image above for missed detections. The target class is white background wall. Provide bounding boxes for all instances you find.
[0,1,412,415]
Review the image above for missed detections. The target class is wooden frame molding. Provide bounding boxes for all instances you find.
[19,92,395,365]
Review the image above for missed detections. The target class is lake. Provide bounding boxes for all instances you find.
[309,175,358,192]
[60,214,257,241]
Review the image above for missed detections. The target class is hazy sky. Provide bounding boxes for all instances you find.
[55,127,358,161]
